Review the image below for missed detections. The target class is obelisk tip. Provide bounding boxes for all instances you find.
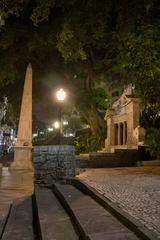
[28,63,32,69]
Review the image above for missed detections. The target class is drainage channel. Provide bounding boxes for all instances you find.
[32,194,42,240]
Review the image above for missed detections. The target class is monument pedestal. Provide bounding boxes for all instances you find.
[11,146,33,170]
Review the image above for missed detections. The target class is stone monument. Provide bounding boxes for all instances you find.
[104,85,145,153]
[11,64,33,170]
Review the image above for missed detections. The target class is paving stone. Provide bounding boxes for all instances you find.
[78,167,160,237]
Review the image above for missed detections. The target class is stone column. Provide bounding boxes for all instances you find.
[104,109,115,151]
[123,122,126,145]
[118,123,121,145]
[114,124,118,145]
[11,64,33,170]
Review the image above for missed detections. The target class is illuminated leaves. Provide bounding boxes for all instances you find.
[31,0,55,26]
[57,23,87,61]
[0,0,29,18]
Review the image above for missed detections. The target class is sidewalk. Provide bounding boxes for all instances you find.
[0,167,34,213]
[78,167,160,237]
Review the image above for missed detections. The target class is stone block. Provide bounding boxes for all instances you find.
[33,145,75,186]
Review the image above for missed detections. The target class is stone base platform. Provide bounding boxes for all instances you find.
[103,145,139,153]
[142,160,160,166]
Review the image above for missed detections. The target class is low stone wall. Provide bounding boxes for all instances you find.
[75,156,90,168]
[33,145,75,186]
[142,160,160,166]
[76,150,140,168]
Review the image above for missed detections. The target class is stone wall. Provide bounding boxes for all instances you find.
[33,145,75,186]
[76,148,148,168]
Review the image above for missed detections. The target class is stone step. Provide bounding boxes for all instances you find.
[35,188,78,240]
[142,160,160,166]
[0,205,11,238]
[53,183,139,240]
[1,197,34,240]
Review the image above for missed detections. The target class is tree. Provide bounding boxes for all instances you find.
[112,5,160,126]
[0,0,160,133]
[0,0,112,133]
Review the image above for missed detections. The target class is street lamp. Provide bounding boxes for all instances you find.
[47,127,53,132]
[63,121,68,136]
[53,121,60,129]
[56,88,66,101]
[56,88,66,144]
[63,121,68,125]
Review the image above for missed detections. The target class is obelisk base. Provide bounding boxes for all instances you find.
[11,146,34,170]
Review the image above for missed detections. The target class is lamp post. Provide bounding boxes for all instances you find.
[53,121,60,130]
[56,88,66,144]
[63,121,68,137]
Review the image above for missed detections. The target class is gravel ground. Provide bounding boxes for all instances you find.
[78,167,160,237]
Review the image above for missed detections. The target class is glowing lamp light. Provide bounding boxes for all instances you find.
[56,88,66,101]
[69,133,74,137]
[54,121,60,129]
[33,133,38,137]
[48,127,53,132]
[63,121,68,125]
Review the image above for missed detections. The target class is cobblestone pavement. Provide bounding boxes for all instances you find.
[78,167,160,237]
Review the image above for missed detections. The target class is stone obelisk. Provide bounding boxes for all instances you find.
[11,64,33,170]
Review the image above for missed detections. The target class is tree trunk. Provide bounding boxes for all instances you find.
[82,103,105,135]
[82,63,106,134]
